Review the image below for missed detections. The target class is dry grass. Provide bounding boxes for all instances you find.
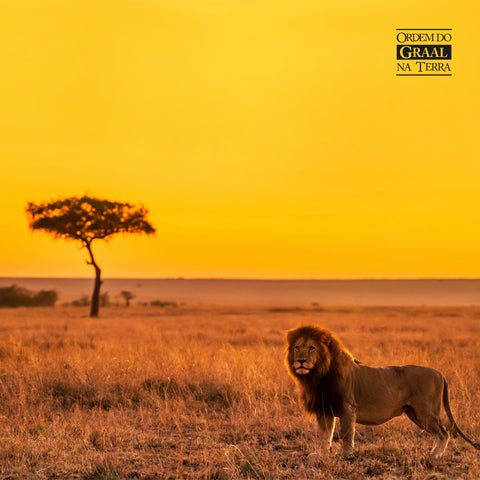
[0,304,479,479]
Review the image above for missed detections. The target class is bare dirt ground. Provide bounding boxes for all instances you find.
[0,304,478,479]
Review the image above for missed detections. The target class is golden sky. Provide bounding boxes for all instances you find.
[1,0,479,279]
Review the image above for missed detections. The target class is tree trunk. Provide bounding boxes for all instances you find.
[86,241,102,318]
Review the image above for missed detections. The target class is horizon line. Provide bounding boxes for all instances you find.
[2,276,480,282]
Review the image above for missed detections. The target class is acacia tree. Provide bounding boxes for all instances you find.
[26,195,156,317]
[120,290,135,307]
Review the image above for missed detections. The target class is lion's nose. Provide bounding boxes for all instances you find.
[298,359,306,365]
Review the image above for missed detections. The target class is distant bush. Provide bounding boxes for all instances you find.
[32,290,58,306]
[100,292,110,307]
[0,285,58,307]
[71,292,110,307]
[71,295,90,307]
[150,300,178,307]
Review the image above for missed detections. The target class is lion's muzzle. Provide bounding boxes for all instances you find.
[294,359,313,375]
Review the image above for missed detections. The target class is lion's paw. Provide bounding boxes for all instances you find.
[341,452,356,462]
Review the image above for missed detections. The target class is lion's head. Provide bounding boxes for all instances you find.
[285,325,333,379]
[285,325,353,381]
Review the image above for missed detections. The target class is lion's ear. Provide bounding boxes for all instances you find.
[286,329,296,347]
[319,333,332,346]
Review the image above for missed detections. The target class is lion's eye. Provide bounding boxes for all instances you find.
[294,346,300,351]
[309,346,316,352]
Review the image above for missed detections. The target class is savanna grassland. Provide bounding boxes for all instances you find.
[0,304,479,479]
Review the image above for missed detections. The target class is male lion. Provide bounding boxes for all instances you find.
[285,325,480,458]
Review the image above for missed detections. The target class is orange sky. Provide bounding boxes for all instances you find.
[1,0,479,279]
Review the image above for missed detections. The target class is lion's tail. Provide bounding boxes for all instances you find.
[443,379,480,450]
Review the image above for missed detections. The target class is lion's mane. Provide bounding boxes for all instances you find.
[285,325,355,416]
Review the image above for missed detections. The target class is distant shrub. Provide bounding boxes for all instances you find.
[71,295,90,307]
[0,285,58,307]
[71,292,110,307]
[150,300,178,307]
[32,290,58,306]
[100,292,110,307]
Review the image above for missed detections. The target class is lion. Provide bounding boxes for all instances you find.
[285,325,480,458]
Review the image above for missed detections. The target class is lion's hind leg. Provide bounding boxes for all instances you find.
[426,420,450,459]
[404,406,450,459]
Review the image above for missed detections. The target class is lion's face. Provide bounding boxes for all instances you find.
[287,332,331,377]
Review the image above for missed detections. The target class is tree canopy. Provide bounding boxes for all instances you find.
[26,195,155,245]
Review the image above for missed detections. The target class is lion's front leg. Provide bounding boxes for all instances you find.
[339,404,356,458]
[308,413,335,465]
[315,413,336,453]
